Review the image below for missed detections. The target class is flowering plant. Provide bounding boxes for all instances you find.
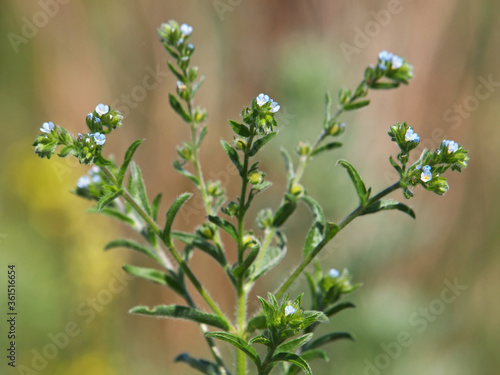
[32,21,469,375]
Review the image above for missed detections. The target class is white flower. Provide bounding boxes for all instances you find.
[94,132,106,146]
[391,55,404,69]
[92,175,101,184]
[95,104,109,116]
[270,100,280,113]
[378,51,393,62]
[442,139,459,153]
[90,166,100,175]
[180,23,193,36]
[40,121,54,133]
[177,81,187,91]
[284,305,295,316]
[329,268,340,278]
[77,175,91,189]
[421,165,432,182]
[256,93,270,106]
[405,127,420,142]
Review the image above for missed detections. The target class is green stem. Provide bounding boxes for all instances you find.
[275,181,401,299]
[101,166,234,331]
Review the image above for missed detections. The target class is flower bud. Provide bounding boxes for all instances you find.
[296,141,310,156]
[224,201,239,217]
[206,180,224,197]
[197,223,215,240]
[327,121,345,136]
[290,183,304,197]
[256,209,273,229]
[235,138,247,150]
[177,143,193,161]
[194,107,207,123]
[242,234,259,251]
[248,171,264,185]
[188,66,198,82]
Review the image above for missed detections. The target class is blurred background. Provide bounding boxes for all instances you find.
[1,0,498,374]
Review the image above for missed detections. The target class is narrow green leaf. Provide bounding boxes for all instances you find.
[343,100,370,111]
[280,147,295,182]
[172,231,197,244]
[58,145,74,157]
[370,82,400,89]
[93,154,111,167]
[324,222,339,243]
[87,207,135,226]
[131,305,230,331]
[249,132,277,157]
[130,163,151,215]
[362,199,415,219]
[229,120,251,137]
[337,160,369,204]
[270,352,312,375]
[208,215,238,242]
[104,238,162,264]
[220,140,242,173]
[303,331,354,351]
[251,232,287,281]
[301,196,325,258]
[151,193,162,221]
[247,314,267,332]
[324,301,356,317]
[193,239,226,266]
[97,189,123,211]
[197,125,208,147]
[249,335,271,346]
[191,75,205,97]
[122,265,185,296]
[310,142,342,157]
[118,139,144,185]
[205,332,261,367]
[233,245,259,278]
[169,93,191,122]
[167,61,185,82]
[163,193,193,243]
[276,333,313,353]
[273,194,297,227]
[173,161,199,184]
[175,353,220,375]
[286,350,329,375]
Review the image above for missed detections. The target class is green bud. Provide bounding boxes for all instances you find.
[224,201,239,217]
[194,107,207,123]
[196,223,216,240]
[290,183,304,197]
[235,138,247,150]
[248,171,263,185]
[177,142,193,161]
[296,141,310,156]
[242,234,259,251]
[256,209,273,229]
[188,66,198,82]
[206,180,224,197]
[327,121,346,136]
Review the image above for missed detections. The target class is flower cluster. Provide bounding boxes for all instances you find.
[74,166,108,200]
[240,93,280,134]
[364,50,414,86]
[86,103,123,134]
[158,21,196,71]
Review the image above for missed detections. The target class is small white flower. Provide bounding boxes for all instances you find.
[378,50,393,62]
[256,93,270,106]
[92,175,101,184]
[177,81,187,90]
[90,166,100,175]
[94,132,106,146]
[421,165,432,182]
[284,305,295,316]
[442,139,459,153]
[270,100,280,113]
[87,113,93,120]
[95,104,109,116]
[77,175,91,189]
[405,127,420,142]
[40,121,54,133]
[180,23,193,36]
[329,268,340,278]
[391,55,404,69]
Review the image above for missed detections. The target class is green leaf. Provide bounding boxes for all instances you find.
[362,199,415,219]
[118,139,144,185]
[249,335,271,346]
[337,160,369,204]
[96,189,123,211]
[93,154,112,167]
[197,126,208,147]
[343,100,370,111]
[280,147,295,183]
[151,193,162,221]
[273,194,297,227]
[310,142,342,157]
[208,216,238,242]
[324,222,339,243]
[130,305,230,331]
[324,301,356,317]
[58,145,74,157]
[229,120,251,137]
[174,161,199,184]
[369,82,400,89]
[249,132,277,157]
[87,207,135,226]
[270,352,312,375]
[303,331,354,351]
[169,93,191,122]
[205,332,261,368]
[167,61,185,82]
[247,314,267,332]
[122,265,185,296]
[233,245,260,278]
[175,353,221,375]
[301,196,325,259]
[250,231,287,281]
[130,163,151,215]
[163,193,193,243]
[220,140,242,174]
[286,350,329,375]
[105,238,162,264]
[276,333,313,353]
[172,231,197,244]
